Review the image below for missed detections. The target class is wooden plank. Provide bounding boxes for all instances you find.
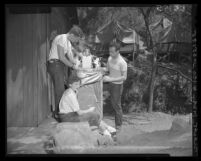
[6,13,24,127]
[22,14,35,126]
[45,14,52,118]
[36,13,43,124]
[40,13,50,122]
[32,14,38,126]
[46,14,55,116]
[37,13,50,125]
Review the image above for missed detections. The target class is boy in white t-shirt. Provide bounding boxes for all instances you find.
[103,42,127,133]
[59,76,115,137]
[47,25,84,120]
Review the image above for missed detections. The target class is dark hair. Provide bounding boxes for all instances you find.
[69,25,84,38]
[109,41,121,51]
[68,73,81,85]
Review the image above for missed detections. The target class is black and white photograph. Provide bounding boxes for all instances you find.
[6,4,197,156]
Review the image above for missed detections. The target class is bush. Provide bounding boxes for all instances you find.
[103,54,192,115]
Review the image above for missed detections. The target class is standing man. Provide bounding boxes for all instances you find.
[103,42,127,132]
[47,25,84,120]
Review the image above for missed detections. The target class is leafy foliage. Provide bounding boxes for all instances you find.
[77,5,193,114]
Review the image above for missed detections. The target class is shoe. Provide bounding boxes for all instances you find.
[52,112,59,121]
[106,125,116,133]
[116,126,122,134]
[111,133,118,142]
[103,129,112,137]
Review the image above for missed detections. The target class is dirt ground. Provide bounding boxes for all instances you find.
[7,112,192,156]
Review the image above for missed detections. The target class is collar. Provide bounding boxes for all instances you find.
[69,88,78,94]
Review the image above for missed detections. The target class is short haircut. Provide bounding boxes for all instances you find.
[68,74,81,85]
[69,25,84,38]
[109,41,121,51]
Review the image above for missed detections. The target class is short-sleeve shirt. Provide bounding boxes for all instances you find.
[48,33,74,61]
[107,55,127,84]
[59,88,80,114]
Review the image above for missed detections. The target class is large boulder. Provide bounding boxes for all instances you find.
[169,116,192,136]
[52,122,97,153]
[116,125,144,145]
[91,129,114,146]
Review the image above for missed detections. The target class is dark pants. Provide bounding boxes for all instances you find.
[109,83,123,128]
[47,60,68,114]
[59,112,100,127]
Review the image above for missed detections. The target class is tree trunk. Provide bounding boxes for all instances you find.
[133,45,135,66]
[139,7,156,113]
[148,48,157,112]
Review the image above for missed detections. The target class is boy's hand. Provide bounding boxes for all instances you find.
[103,76,112,82]
[99,67,107,74]
[89,106,95,112]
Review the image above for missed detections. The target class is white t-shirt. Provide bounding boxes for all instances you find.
[107,55,127,84]
[59,88,80,114]
[48,33,74,61]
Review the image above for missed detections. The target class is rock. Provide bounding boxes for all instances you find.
[116,125,143,145]
[169,117,192,136]
[91,130,114,146]
[52,122,97,153]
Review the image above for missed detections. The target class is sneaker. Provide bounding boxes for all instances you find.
[112,133,117,142]
[106,125,116,133]
[116,126,122,134]
[103,129,112,137]
[52,112,60,122]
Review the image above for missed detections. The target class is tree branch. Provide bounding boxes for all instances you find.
[145,41,191,51]
[157,63,192,82]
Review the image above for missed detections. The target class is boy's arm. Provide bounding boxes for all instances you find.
[103,72,127,82]
[57,44,74,68]
[99,60,109,74]
[77,107,95,115]
[103,62,127,82]
[70,91,96,115]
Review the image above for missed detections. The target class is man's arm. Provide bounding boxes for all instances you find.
[57,44,74,68]
[103,70,127,82]
[100,59,109,74]
[72,48,83,58]
[77,107,95,115]
[69,91,96,115]
[103,62,127,82]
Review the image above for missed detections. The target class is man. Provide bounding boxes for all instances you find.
[58,76,112,137]
[47,25,84,120]
[103,42,127,132]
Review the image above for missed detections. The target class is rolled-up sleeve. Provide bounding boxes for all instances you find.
[69,92,80,112]
[120,61,127,72]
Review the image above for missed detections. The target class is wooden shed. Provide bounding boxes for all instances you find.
[6,6,78,127]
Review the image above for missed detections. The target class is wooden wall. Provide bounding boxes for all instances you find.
[6,7,77,127]
[6,10,49,127]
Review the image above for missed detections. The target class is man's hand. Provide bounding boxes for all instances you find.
[99,67,107,75]
[77,106,96,115]
[73,64,79,70]
[88,106,95,112]
[103,76,112,82]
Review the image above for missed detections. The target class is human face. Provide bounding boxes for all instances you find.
[109,46,119,59]
[84,48,91,56]
[78,41,85,53]
[68,34,80,44]
[70,81,80,90]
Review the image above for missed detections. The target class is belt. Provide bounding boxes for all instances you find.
[47,59,65,66]
[48,59,62,63]
[59,112,78,117]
